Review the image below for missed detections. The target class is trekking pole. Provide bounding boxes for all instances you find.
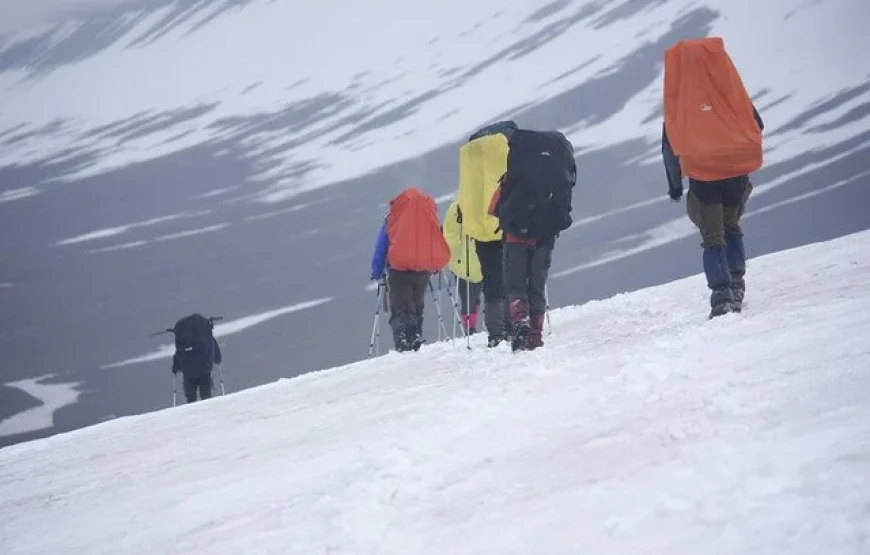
[173,373,178,407]
[465,234,473,349]
[428,277,451,343]
[440,272,467,349]
[368,281,384,357]
[217,364,226,395]
[545,283,553,336]
[435,272,443,342]
[451,274,459,339]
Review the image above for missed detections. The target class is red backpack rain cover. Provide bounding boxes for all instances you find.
[663,37,763,181]
[386,188,450,272]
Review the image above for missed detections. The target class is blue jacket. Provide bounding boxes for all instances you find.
[370,221,389,280]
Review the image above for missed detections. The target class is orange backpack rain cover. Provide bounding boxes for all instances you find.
[663,37,763,181]
[386,188,451,273]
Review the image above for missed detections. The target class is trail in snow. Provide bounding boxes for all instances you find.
[2,230,868,554]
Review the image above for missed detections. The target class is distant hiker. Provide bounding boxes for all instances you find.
[458,120,518,346]
[443,198,484,334]
[492,128,576,352]
[171,314,222,403]
[662,37,764,318]
[371,187,451,352]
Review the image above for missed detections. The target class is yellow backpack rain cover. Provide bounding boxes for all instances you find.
[442,199,483,283]
[458,133,508,242]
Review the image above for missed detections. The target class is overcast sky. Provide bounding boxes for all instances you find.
[0,0,138,35]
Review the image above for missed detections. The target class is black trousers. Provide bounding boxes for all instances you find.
[387,270,429,339]
[183,374,213,403]
[475,240,507,337]
[504,242,552,315]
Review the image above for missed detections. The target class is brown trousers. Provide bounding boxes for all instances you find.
[686,177,753,248]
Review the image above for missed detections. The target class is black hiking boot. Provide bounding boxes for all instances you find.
[487,335,506,348]
[411,334,425,352]
[730,275,745,313]
[709,287,734,319]
[511,323,530,352]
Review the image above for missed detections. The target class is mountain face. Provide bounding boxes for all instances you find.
[1,0,868,447]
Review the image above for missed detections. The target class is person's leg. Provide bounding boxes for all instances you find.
[723,178,753,311]
[387,271,415,351]
[409,271,429,350]
[504,242,531,351]
[457,277,474,334]
[527,245,553,349]
[198,374,214,400]
[476,240,507,344]
[468,281,483,333]
[687,183,733,318]
[182,376,198,403]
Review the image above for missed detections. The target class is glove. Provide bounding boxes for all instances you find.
[668,191,682,202]
[171,367,178,375]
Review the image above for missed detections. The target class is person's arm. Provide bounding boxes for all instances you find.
[370,221,389,280]
[171,352,180,374]
[213,338,222,366]
[752,104,764,131]
[661,124,683,200]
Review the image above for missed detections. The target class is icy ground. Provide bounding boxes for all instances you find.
[2,231,869,554]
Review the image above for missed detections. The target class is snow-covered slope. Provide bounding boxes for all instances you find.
[2,230,868,555]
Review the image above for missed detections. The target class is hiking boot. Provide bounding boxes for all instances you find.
[509,298,531,352]
[511,322,530,352]
[411,334,425,352]
[487,335,506,348]
[709,287,734,319]
[730,273,745,313]
[528,313,545,350]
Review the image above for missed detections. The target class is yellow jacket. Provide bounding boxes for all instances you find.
[443,199,483,283]
[457,133,508,243]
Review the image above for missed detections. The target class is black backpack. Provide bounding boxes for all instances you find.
[497,129,576,240]
[468,120,519,142]
[173,313,215,377]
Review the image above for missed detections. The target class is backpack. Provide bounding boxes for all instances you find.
[173,313,215,377]
[458,132,510,243]
[468,120,518,142]
[497,129,576,240]
[663,37,763,181]
[443,200,483,283]
[386,188,451,273]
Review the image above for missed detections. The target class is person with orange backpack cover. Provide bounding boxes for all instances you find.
[370,188,451,352]
[661,37,764,318]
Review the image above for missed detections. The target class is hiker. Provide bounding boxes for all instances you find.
[370,187,451,352]
[443,198,484,334]
[171,313,222,403]
[661,36,764,318]
[492,129,576,352]
[458,120,518,346]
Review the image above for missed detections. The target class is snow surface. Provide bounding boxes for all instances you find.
[1,0,868,202]
[3,230,869,554]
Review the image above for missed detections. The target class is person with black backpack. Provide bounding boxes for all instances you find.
[171,313,223,403]
[492,129,576,352]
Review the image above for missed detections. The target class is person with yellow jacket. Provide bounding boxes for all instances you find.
[443,199,483,334]
[458,120,517,346]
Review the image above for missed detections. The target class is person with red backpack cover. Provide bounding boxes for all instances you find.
[662,37,764,318]
[370,188,451,352]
